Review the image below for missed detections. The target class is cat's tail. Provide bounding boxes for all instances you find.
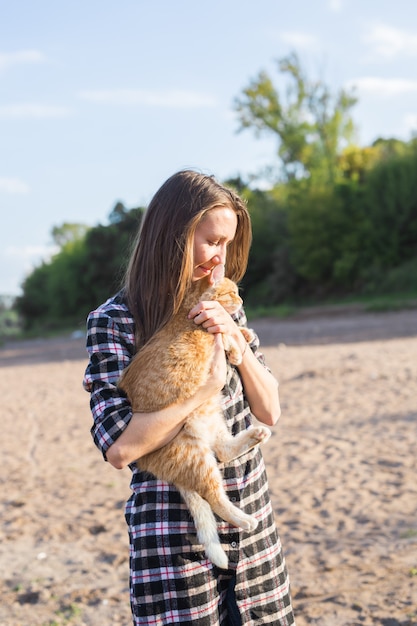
[179,488,228,570]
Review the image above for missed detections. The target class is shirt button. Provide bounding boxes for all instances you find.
[231,497,236,502]
[231,542,237,548]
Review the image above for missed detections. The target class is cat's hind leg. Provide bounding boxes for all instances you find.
[179,488,229,570]
[214,426,271,463]
[189,453,259,534]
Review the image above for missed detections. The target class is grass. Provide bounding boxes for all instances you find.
[400,529,417,539]
[246,291,417,321]
[41,602,82,626]
[0,314,86,344]
[245,303,297,320]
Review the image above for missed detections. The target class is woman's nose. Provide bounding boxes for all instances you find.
[214,243,228,265]
[211,253,225,266]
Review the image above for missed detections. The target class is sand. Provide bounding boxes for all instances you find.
[0,308,416,625]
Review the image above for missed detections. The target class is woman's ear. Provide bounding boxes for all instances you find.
[211,264,225,285]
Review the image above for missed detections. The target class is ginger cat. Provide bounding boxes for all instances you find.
[118,265,271,569]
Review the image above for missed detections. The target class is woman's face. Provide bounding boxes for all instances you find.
[192,206,238,281]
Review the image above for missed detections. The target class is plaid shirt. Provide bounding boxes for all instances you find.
[83,291,295,625]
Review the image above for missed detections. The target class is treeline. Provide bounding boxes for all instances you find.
[16,204,144,330]
[239,139,417,306]
[15,138,417,331]
[15,53,417,331]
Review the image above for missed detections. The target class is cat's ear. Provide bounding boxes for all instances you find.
[211,264,225,285]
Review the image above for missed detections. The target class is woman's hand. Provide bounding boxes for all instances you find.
[188,300,245,349]
[189,300,280,427]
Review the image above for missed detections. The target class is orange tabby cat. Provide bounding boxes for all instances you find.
[118,265,271,569]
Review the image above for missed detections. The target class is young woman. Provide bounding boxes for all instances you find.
[83,170,295,625]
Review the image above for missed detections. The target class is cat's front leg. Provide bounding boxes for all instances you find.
[214,426,271,463]
[239,327,255,343]
[222,334,242,366]
[223,328,255,366]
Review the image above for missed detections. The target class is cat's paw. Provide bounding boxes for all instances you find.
[240,327,255,343]
[227,348,242,366]
[238,514,258,532]
[249,426,271,445]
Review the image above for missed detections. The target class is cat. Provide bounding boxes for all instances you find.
[117,264,271,569]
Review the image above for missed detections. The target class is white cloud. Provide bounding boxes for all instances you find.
[78,88,217,108]
[280,31,319,50]
[328,0,344,12]
[347,76,417,97]
[0,177,30,194]
[0,103,72,119]
[0,49,46,71]
[364,24,417,59]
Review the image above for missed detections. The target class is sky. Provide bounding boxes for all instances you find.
[2,0,417,296]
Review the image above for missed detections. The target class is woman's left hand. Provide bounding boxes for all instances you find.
[188,300,240,339]
[189,299,280,426]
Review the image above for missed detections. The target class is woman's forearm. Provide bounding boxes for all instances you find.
[237,346,281,426]
[107,335,227,470]
[106,388,213,469]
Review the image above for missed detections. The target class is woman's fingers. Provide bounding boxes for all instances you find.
[188,301,233,334]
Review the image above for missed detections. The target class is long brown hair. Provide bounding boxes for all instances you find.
[124,170,252,347]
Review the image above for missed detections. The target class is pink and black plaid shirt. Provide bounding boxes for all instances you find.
[83,291,294,625]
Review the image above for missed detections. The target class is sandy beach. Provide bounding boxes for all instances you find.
[1,308,416,625]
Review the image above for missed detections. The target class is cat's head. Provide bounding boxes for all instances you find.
[198,265,242,315]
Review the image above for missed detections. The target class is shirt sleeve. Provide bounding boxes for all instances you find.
[83,309,135,459]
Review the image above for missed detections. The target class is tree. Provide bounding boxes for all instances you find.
[234,52,357,185]
[16,262,52,329]
[16,203,145,330]
[363,149,417,269]
[51,222,90,248]
[225,178,297,304]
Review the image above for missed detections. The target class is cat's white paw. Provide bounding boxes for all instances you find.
[250,426,271,445]
[239,514,258,532]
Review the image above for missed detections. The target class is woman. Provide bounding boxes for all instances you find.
[83,170,295,625]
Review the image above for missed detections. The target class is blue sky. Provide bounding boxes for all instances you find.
[2,0,417,295]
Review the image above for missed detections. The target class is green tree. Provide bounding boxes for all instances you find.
[51,222,90,248]
[82,204,143,310]
[16,204,144,330]
[287,182,371,293]
[363,148,417,269]
[226,178,296,304]
[16,262,52,329]
[234,52,357,185]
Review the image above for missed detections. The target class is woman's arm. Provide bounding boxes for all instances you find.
[84,304,227,469]
[106,333,227,469]
[188,300,281,427]
[234,343,280,426]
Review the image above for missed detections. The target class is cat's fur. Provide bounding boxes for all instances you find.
[118,266,271,569]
